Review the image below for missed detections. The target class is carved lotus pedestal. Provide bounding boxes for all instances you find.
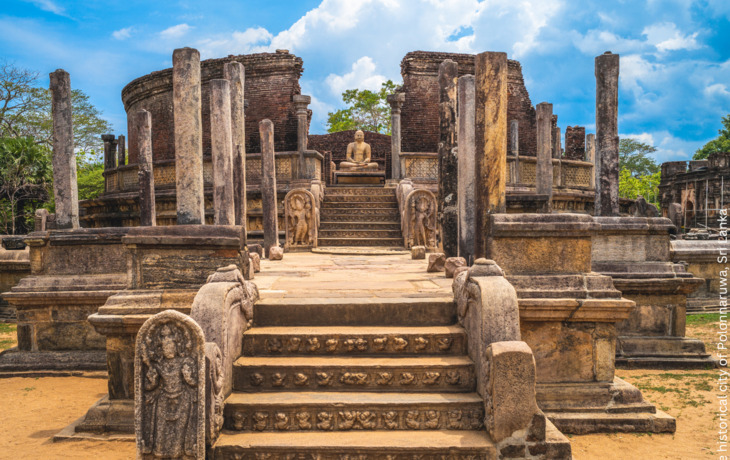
[1,228,129,372]
[73,225,249,436]
[592,217,712,368]
[486,214,676,434]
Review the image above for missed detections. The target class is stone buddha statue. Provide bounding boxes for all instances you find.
[339,130,378,171]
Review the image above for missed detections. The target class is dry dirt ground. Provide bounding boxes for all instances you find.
[0,315,724,459]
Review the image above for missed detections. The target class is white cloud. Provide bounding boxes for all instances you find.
[619,54,664,96]
[112,27,133,41]
[704,83,730,98]
[642,22,700,53]
[197,27,273,58]
[325,56,386,96]
[25,0,67,16]
[160,24,192,39]
[621,132,656,146]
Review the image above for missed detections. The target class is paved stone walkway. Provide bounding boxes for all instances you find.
[255,251,453,299]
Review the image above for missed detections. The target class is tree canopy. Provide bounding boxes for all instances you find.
[326,80,398,134]
[693,114,730,160]
[618,137,661,208]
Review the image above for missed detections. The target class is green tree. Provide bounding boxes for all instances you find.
[693,114,730,160]
[0,137,52,234]
[0,61,112,165]
[326,80,399,134]
[619,138,659,177]
[77,160,105,201]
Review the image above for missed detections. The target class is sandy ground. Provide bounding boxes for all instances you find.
[0,275,724,459]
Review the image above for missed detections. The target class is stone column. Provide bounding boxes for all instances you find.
[136,110,156,226]
[387,93,405,181]
[210,79,235,226]
[102,134,116,171]
[552,126,562,159]
[510,120,520,183]
[293,95,311,180]
[117,134,126,191]
[586,133,596,189]
[474,52,508,259]
[173,47,204,225]
[117,134,126,166]
[457,75,476,263]
[536,102,553,200]
[438,59,459,258]
[260,119,279,255]
[224,62,247,227]
[595,51,620,216]
[49,69,79,229]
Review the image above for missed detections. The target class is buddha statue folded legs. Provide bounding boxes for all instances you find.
[339,130,379,171]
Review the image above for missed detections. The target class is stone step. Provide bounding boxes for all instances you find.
[325,186,394,195]
[322,201,399,209]
[223,391,484,432]
[213,430,496,459]
[232,356,475,392]
[317,237,404,247]
[319,221,401,230]
[242,325,467,356]
[254,297,455,327]
[317,214,401,223]
[318,229,403,239]
[545,410,676,434]
[324,194,397,203]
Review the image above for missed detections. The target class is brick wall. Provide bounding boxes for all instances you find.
[123,51,303,164]
[565,126,586,160]
[309,130,392,184]
[399,51,537,156]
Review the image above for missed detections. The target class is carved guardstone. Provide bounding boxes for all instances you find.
[405,189,438,249]
[135,309,206,459]
[284,189,317,251]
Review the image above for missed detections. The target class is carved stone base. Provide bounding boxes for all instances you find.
[74,395,134,434]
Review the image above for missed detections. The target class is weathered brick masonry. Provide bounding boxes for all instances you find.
[399,51,537,156]
[565,126,586,160]
[122,51,303,163]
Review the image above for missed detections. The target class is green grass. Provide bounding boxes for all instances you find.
[687,313,723,326]
[0,323,16,334]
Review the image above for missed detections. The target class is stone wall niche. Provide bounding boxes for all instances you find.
[592,217,711,368]
[485,213,676,434]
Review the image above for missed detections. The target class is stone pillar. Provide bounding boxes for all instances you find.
[586,133,596,189]
[387,93,405,181]
[457,75,476,264]
[224,62,247,227]
[173,47,204,225]
[565,126,586,161]
[117,134,126,166]
[474,52,508,259]
[552,126,562,159]
[210,79,235,226]
[438,59,459,258]
[293,95,311,180]
[595,51,620,217]
[536,102,553,200]
[260,119,279,255]
[49,70,79,230]
[136,110,156,226]
[102,134,116,171]
[510,120,520,183]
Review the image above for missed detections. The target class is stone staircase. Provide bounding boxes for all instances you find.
[318,186,403,247]
[213,296,497,459]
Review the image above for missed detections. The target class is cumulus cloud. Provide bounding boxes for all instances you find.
[160,24,192,39]
[112,27,133,40]
[197,27,273,58]
[642,22,701,53]
[25,0,67,16]
[325,56,387,96]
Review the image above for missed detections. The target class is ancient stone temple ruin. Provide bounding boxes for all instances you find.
[0,45,718,459]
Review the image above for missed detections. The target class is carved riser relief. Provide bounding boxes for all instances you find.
[319,223,402,231]
[224,406,484,432]
[216,451,489,460]
[322,203,399,209]
[319,231,403,239]
[244,335,464,356]
[327,188,398,196]
[321,208,401,216]
[319,214,401,223]
[234,368,474,392]
[325,196,397,203]
[317,239,403,247]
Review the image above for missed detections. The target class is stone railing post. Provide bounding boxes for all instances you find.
[136,110,156,226]
[536,102,553,205]
[173,47,204,225]
[49,69,79,229]
[259,119,279,256]
[293,94,311,181]
[387,93,405,181]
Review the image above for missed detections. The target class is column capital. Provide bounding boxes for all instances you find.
[293,94,311,113]
[387,92,405,113]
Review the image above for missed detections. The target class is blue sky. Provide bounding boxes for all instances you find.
[1,0,729,163]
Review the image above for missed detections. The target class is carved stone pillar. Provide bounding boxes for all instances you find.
[136,110,156,226]
[438,59,459,258]
[536,102,553,202]
[210,79,235,225]
[49,69,79,229]
[457,75,476,264]
[387,93,405,181]
[223,62,247,227]
[595,51,620,217]
[293,94,311,180]
[260,119,279,256]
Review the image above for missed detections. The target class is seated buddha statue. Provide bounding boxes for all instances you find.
[339,130,378,171]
